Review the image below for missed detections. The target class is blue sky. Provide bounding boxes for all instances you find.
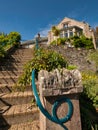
[0,0,98,41]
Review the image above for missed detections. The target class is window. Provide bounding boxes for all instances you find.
[63,24,68,28]
[60,32,63,38]
[64,32,68,38]
[69,31,73,37]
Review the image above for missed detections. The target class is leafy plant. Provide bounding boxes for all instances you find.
[67,65,77,70]
[88,50,98,73]
[8,32,21,47]
[16,48,68,89]
[72,35,94,49]
[82,72,98,108]
[80,72,98,130]
[50,40,57,45]
[0,31,21,58]
[0,44,6,57]
[52,26,60,36]
[0,34,8,46]
[50,38,66,45]
[57,38,66,45]
[80,94,98,130]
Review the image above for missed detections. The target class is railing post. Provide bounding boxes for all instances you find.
[35,38,39,50]
[37,68,83,130]
[35,33,40,50]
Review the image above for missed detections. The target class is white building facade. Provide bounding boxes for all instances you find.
[48,17,96,49]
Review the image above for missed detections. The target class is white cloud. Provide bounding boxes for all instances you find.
[34,24,52,38]
[34,18,62,38]
[39,24,52,37]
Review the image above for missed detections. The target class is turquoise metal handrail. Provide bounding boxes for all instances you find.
[32,70,73,130]
[35,38,39,49]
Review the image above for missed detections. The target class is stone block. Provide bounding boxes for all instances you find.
[38,68,83,130]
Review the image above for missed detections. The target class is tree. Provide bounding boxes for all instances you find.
[8,32,21,45]
[52,26,60,37]
[51,26,60,45]
[0,34,8,46]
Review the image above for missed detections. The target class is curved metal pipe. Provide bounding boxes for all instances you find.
[32,69,73,130]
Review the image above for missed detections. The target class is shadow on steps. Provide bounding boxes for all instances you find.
[0,115,11,130]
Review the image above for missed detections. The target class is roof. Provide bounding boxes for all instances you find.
[60,25,83,31]
[58,17,88,25]
[21,37,48,45]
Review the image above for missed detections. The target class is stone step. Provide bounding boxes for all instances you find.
[0,64,23,68]
[0,83,32,94]
[1,58,32,63]
[13,51,32,54]
[0,91,34,107]
[0,120,40,130]
[3,55,33,61]
[9,120,39,130]
[13,52,33,56]
[0,103,39,125]
[13,48,33,53]
[2,58,32,62]
[2,62,27,67]
[0,77,18,84]
[0,75,20,79]
[12,52,33,55]
[8,55,33,59]
[0,66,23,71]
[2,59,32,65]
[9,48,33,52]
[0,83,15,93]
[1,62,23,68]
[0,71,23,77]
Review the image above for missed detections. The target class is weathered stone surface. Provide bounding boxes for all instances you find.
[41,44,96,72]
[38,68,83,96]
[0,47,37,129]
[38,68,82,130]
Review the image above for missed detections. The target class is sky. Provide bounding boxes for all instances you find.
[0,0,98,41]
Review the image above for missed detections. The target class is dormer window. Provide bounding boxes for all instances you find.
[63,23,68,28]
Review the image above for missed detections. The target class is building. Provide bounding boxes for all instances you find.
[94,27,98,48]
[48,17,96,49]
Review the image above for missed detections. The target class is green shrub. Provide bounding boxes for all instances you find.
[0,34,8,46]
[80,94,98,130]
[0,44,5,57]
[50,38,66,45]
[0,31,21,58]
[52,26,60,36]
[88,50,98,73]
[50,40,56,45]
[57,38,66,45]
[73,38,85,48]
[72,35,94,49]
[8,32,21,47]
[82,72,98,108]
[67,65,77,70]
[80,72,98,130]
[16,48,68,89]
[0,32,21,47]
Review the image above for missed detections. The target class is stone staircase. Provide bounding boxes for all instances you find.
[0,47,39,130]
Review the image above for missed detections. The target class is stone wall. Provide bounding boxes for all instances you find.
[41,45,96,73]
